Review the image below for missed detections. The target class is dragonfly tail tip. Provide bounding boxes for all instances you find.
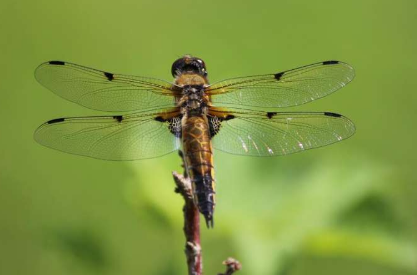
[204,214,214,229]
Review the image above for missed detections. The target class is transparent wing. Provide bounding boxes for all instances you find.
[207,61,354,109]
[209,110,355,156]
[35,61,178,112]
[34,110,181,160]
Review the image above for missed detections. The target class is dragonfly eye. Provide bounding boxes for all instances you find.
[171,56,207,77]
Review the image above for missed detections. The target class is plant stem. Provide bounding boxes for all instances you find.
[173,169,202,275]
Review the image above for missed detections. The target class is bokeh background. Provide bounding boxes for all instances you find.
[1,0,417,274]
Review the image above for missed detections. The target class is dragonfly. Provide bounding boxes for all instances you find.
[34,55,356,227]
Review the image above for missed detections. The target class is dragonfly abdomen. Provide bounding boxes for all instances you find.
[182,115,216,228]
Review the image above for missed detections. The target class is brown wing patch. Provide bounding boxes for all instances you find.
[208,107,236,120]
[208,107,236,137]
[154,108,181,121]
[154,108,182,137]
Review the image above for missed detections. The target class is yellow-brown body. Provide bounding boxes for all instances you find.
[182,114,216,226]
[175,68,216,227]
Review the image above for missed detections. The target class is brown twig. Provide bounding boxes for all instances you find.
[173,150,202,275]
[173,171,202,275]
[217,258,242,275]
[173,151,241,275]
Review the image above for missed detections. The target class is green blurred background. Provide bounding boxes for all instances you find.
[1,0,417,274]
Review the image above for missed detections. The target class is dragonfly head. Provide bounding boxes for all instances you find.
[171,55,207,78]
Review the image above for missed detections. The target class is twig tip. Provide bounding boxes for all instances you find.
[218,257,241,275]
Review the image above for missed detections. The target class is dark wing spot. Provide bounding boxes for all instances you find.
[224,115,235,120]
[47,118,65,124]
[324,112,342,117]
[274,72,284,80]
[323,60,339,65]
[113,115,123,122]
[104,72,114,81]
[155,116,166,122]
[49,61,65,65]
[267,112,277,119]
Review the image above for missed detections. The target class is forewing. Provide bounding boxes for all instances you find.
[210,110,355,156]
[34,110,181,160]
[208,61,354,109]
[35,61,177,112]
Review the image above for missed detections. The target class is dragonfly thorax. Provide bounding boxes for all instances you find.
[180,85,207,113]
